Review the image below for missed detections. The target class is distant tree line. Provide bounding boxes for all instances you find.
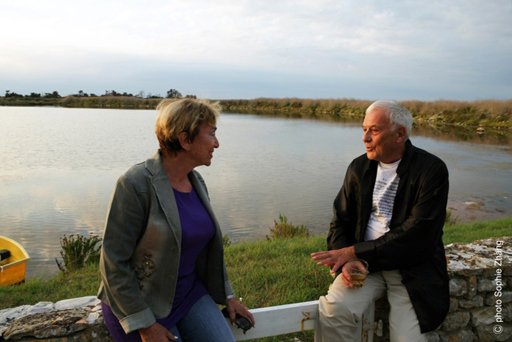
[1,90,510,133]
[3,88,196,100]
[5,90,62,99]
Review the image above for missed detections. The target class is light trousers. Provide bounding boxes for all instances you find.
[315,270,427,342]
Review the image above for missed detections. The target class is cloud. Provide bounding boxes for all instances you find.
[1,0,511,99]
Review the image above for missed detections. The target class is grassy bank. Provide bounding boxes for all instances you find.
[1,217,511,341]
[221,98,512,130]
[1,217,511,309]
[1,96,511,130]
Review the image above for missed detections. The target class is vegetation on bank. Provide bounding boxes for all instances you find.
[1,216,511,309]
[0,216,510,341]
[1,94,511,130]
[221,98,512,130]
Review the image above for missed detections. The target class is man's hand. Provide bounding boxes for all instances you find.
[310,246,356,274]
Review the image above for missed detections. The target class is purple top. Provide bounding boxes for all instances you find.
[166,187,216,325]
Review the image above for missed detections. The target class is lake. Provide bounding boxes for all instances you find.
[1,106,511,279]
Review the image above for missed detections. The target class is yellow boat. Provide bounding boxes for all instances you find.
[0,236,30,286]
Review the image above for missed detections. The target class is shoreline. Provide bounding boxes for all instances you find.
[447,199,511,224]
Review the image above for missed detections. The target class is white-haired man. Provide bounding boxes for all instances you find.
[311,100,450,341]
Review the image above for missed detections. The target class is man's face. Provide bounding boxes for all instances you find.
[362,108,405,163]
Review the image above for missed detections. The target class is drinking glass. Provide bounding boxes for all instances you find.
[345,259,369,287]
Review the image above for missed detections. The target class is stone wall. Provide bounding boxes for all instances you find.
[1,237,511,341]
[374,237,512,342]
[0,297,111,341]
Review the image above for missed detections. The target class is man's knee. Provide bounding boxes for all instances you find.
[318,294,366,326]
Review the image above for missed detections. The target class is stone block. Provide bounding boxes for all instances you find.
[438,329,476,342]
[449,298,459,313]
[450,278,468,297]
[478,278,495,292]
[459,295,483,309]
[477,323,512,342]
[441,311,470,331]
[465,275,478,299]
[471,306,496,326]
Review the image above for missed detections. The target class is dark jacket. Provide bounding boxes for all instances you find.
[327,140,450,332]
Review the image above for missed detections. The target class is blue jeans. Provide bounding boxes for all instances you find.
[173,294,235,341]
[104,295,235,342]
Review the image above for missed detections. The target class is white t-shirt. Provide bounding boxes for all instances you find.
[365,160,401,241]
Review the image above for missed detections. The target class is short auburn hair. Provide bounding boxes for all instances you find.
[155,98,220,153]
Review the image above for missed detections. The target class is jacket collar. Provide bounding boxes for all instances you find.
[144,151,182,243]
[142,150,218,239]
[396,139,414,177]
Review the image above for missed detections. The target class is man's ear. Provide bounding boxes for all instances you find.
[396,126,407,143]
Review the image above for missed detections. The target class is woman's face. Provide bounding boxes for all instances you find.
[185,122,219,166]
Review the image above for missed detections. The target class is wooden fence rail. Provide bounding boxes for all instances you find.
[228,300,381,341]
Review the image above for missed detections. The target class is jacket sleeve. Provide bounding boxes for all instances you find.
[327,163,358,250]
[99,174,155,333]
[355,159,449,271]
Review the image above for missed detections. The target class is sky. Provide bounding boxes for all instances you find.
[1,0,511,101]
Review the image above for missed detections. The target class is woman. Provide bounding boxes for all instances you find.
[98,98,254,341]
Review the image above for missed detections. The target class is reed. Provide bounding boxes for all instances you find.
[221,98,512,129]
[1,96,510,129]
[55,234,102,273]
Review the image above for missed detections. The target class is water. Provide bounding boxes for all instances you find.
[1,106,511,279]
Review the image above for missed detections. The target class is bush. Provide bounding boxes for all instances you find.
[223,234,232,248]
[266,214,310,240]
[55,234,102,273]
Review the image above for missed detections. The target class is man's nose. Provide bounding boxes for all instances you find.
[362,130,371,142]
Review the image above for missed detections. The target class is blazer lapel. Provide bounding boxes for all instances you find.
[145,152,182,245]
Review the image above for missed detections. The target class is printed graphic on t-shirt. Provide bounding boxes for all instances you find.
[372,177,399,225]
[365,161,400,241]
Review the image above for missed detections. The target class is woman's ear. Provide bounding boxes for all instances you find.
[178,132,191,150]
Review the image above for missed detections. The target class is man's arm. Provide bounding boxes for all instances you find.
[326,163,359,250]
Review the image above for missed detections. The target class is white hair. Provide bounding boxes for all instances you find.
[366,100,413,137]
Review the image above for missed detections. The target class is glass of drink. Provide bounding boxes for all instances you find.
[345,259,369,288]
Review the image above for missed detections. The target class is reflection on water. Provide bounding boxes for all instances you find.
[413,124,511,146]
[0,107,511,279]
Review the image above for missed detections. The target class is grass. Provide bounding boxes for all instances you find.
[1,217,511,341]
[443,217,512,244]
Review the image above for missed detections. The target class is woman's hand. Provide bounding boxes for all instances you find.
[226,297,256,327]
[139,322,177,342]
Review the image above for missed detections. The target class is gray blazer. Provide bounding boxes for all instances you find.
[97,151,233,333]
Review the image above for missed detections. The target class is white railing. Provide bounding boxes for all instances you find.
[228,300,381,341]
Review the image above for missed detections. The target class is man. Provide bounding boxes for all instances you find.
[311,100,450,341]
